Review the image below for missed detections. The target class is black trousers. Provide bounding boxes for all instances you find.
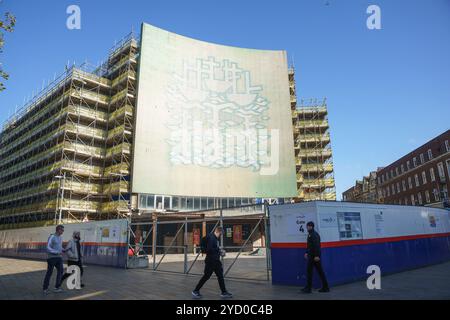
[306,257,329,289]
[43,257,64,290]
[194,258,227,293]
[61,260,84,283]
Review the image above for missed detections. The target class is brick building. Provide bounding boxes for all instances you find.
[342,171,379,204]
[377,130,450,208]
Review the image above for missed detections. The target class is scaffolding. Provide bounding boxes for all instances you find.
[102,31,138,219]
[289,69,336,201]
[0,31,334,228]
[0,32,139,228]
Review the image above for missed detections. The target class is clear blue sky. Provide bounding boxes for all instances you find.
[1,0,449,199]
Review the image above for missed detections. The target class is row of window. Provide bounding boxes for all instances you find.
[388,186,448,206]
[380,161,449,198]
[138,194,263,211]
[379,140,450,185]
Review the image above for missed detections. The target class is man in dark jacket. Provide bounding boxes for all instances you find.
[301,221,330,293]
[192,226,233,299]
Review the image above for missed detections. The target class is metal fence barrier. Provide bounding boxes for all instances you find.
[127,204,271,281]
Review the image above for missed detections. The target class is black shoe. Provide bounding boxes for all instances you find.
[301,287,312,294]
[220,291,233,299]
[318,287,330,293]
[192,290,202,299]
[81,284,85,288]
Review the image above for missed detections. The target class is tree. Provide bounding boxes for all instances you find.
[0,11,16,91]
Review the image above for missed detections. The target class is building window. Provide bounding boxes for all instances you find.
[164,196,171,210]
[221,198,227,208]
[172,197,180,210]
[413,157,417,167]
[437,162,446,181]
[430,167,436,182]
[402,180,406,191]
[407,160,411,170]
[414,174,420,187]
[404,197,408,205]
[391,184,395,195]
[154,196,163,210]
[446,140,450,153]
[420,153,424,164]
[147,195,156,209]
[447,159,450,179]
[201,197,207,210]
[387,187,390,197]
[417,192,423,205]
[433,188,440,201]
[396,182,400,193]
[425,190,430,203]
[410,194,415,206]
[427,149,433,160]
[408,177,413,189]
[421,171,427,184]
[139,195,146,208]
[390,169,394,178]
[401,164,405,173]
[207,197,214,209]
[395,167,399,176]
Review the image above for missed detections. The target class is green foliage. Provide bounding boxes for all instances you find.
[0,11,16,91]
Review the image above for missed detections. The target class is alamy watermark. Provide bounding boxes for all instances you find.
[65,265,82,290]
[66,5,81,30]
[366,265,381,289]
[367,4,382,30]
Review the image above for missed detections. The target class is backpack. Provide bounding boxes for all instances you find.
[200,235,209,254]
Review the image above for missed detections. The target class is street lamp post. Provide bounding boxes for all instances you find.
[54,172,66,224]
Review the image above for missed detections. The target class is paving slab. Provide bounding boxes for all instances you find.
[0,257,449,300]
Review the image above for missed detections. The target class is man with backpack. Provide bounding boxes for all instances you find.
[43,224,65,295]
[192,226,232,299]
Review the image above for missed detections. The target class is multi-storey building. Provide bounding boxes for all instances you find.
[0,33,138,228]
[342,171,378,203]
[1,24,319,228]
[289,70,336,201]
[377,130,450,208]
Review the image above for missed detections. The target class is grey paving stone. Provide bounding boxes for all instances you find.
[0,257,449,300]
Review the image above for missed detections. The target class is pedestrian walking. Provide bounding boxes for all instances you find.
[61,231,84,288]
[301,221,330,293]
[43,225,65,294]
[192,226,232,299]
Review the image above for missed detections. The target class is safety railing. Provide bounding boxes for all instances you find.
[103,162,130,176]
[106,142,131,158]
[108,104,133,124]
[298,148,332,158]
[299,163,334,173]
[111,70,136,88]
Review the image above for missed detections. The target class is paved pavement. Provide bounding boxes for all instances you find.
[0,257,449,300]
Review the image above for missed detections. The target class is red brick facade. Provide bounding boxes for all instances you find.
[377,130,450,207]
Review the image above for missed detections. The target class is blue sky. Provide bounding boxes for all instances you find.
[1,0,449,199]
